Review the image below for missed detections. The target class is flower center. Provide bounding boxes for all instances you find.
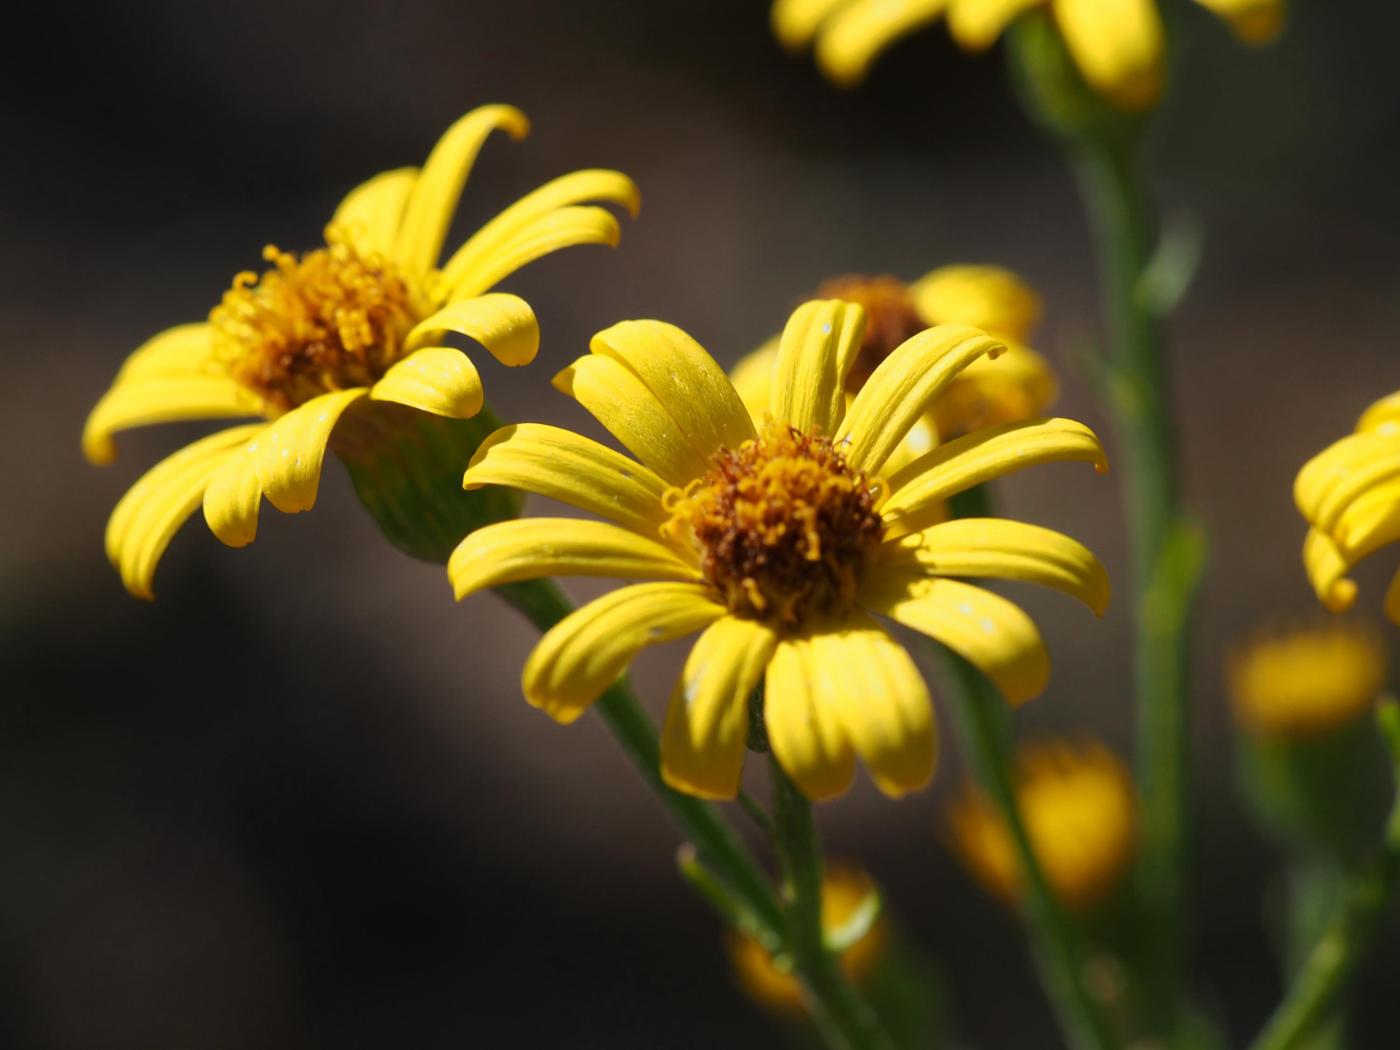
[664,420,884,629]
[815,275,926,391]
[209,226,425,412]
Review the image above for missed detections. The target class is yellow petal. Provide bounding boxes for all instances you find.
[463,423,670,538]
[933,343,1059,437]
[947,0,1044,52]
[1357,392,1400,434]
[591,319,756,461]
[255,388,366,514]
[730,339,780,426]
[406,291,540,367]
[83,374,267,466]
[809,617,936,798]
[909,264,1042,342]
[815,0,951,86]
[661,616,778,800]
[836,324,1005,475]
[764,637,857,801]
[771,0,849,48]
[1194,0,1285,44]
[369,347,485,419]
[1053,0,1165,111]
[880,518,1110,615]
[443,206,622,301]
[866,575,1050,705]
[448,518,700,599]
[553,356,709,486]
[113,323,218,382]
[769,300,866,436]
[1302,528,1357,614]
[393,105,530,275]
[881,417,1108,536]
[104,425,265,599]
[202,437,265,548]
[523,582,725,724]
[1294,431,1400,534]
[439,169,640,296]
[331,167,418,258]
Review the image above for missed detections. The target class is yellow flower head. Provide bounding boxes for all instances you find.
[1296,391,1400,625]
[83,105,640,599]
[772,0,1286,110]
[729,864,886,1014]
[946,739,1137,912]
[730,268,1058,469]
[450,299,1110,801]
[1229,621,1388,740]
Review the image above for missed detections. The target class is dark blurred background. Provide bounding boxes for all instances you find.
[3,1,1400,1047]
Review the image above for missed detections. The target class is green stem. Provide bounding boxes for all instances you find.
[937,647,1118,1050]
[769,754,895,1050]
[494,578,784,947]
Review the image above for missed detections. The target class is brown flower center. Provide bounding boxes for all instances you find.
[815,275,926,390]
[663,420,884,629]
[209,226,425,412]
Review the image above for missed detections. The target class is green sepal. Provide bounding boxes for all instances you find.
[338,402,520,564]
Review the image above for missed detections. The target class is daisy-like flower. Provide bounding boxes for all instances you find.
[729,864,886,1014]
[731,268,1057,471]
[772,0,1285,109]
[1230,621,1388,741]
[84,105,639,598]
[449,299,1109,801]
[946,738,1137,912]
[1296,391,1400,625]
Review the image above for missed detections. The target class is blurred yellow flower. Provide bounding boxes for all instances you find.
[450,299,1109,801]
[1230,622,1388,740]
[1296,391,1400,625]
[84,105,639,598]
[729,864,887,1014]
[729,269,1058,474]
[947,739,1137,912]
[772,0,1285,109]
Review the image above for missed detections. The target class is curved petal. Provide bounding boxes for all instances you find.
[879,518,1110,615]
[1194,0,1285,44]
[393,105,530,275]
[406,291,540,367]
[256,388,366,514]
[1294,432,1400,534]
[463,423,670,537]
[933,343,1059,437]
[448,518,700,598]
[331,167,418,258]
[522,582,725,724]
[909,264,1042,342]
[815,0,951,86]
[591,320,756,460]
[439,169,641,295]
[866,575,1049,705]
[104,424,265,599]
[553,355,712,486]
[730,339,779,426]
[947,0,1044,52]
[1053,0,1165,111]
[114,323,218,382]
[1358,392,1400,435]
[661,616,778,799]
[810,617,936,798]
[202,436,265,548]
[881,417,1109,536]
[83,375,267,466]
[771,0,849,48]
[443,206,622,301]
[1302,528,1357,614]
[370,347,484,419]
[769,299,865,436]
[764,636,857,801]
[836,324,1006,476]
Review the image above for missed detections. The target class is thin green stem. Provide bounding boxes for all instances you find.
[493,578,784,946]
[769,755,896,1050]
[936,647,1118,1050]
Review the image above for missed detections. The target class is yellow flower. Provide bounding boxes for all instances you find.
[772,0,1285,109]
[946,739,1137,912]
[730,269,1058,472]
[449,299,1109,801]
[729,864,886,1014]
[1229,622,1388,740]
[84,105,640,598]
[1296,391,1400,625]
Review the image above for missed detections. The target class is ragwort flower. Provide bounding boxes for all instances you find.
[450,299,1109,801]
[772,0,1285,109]
[1296,391,1400,625]
[84,105,639,598]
